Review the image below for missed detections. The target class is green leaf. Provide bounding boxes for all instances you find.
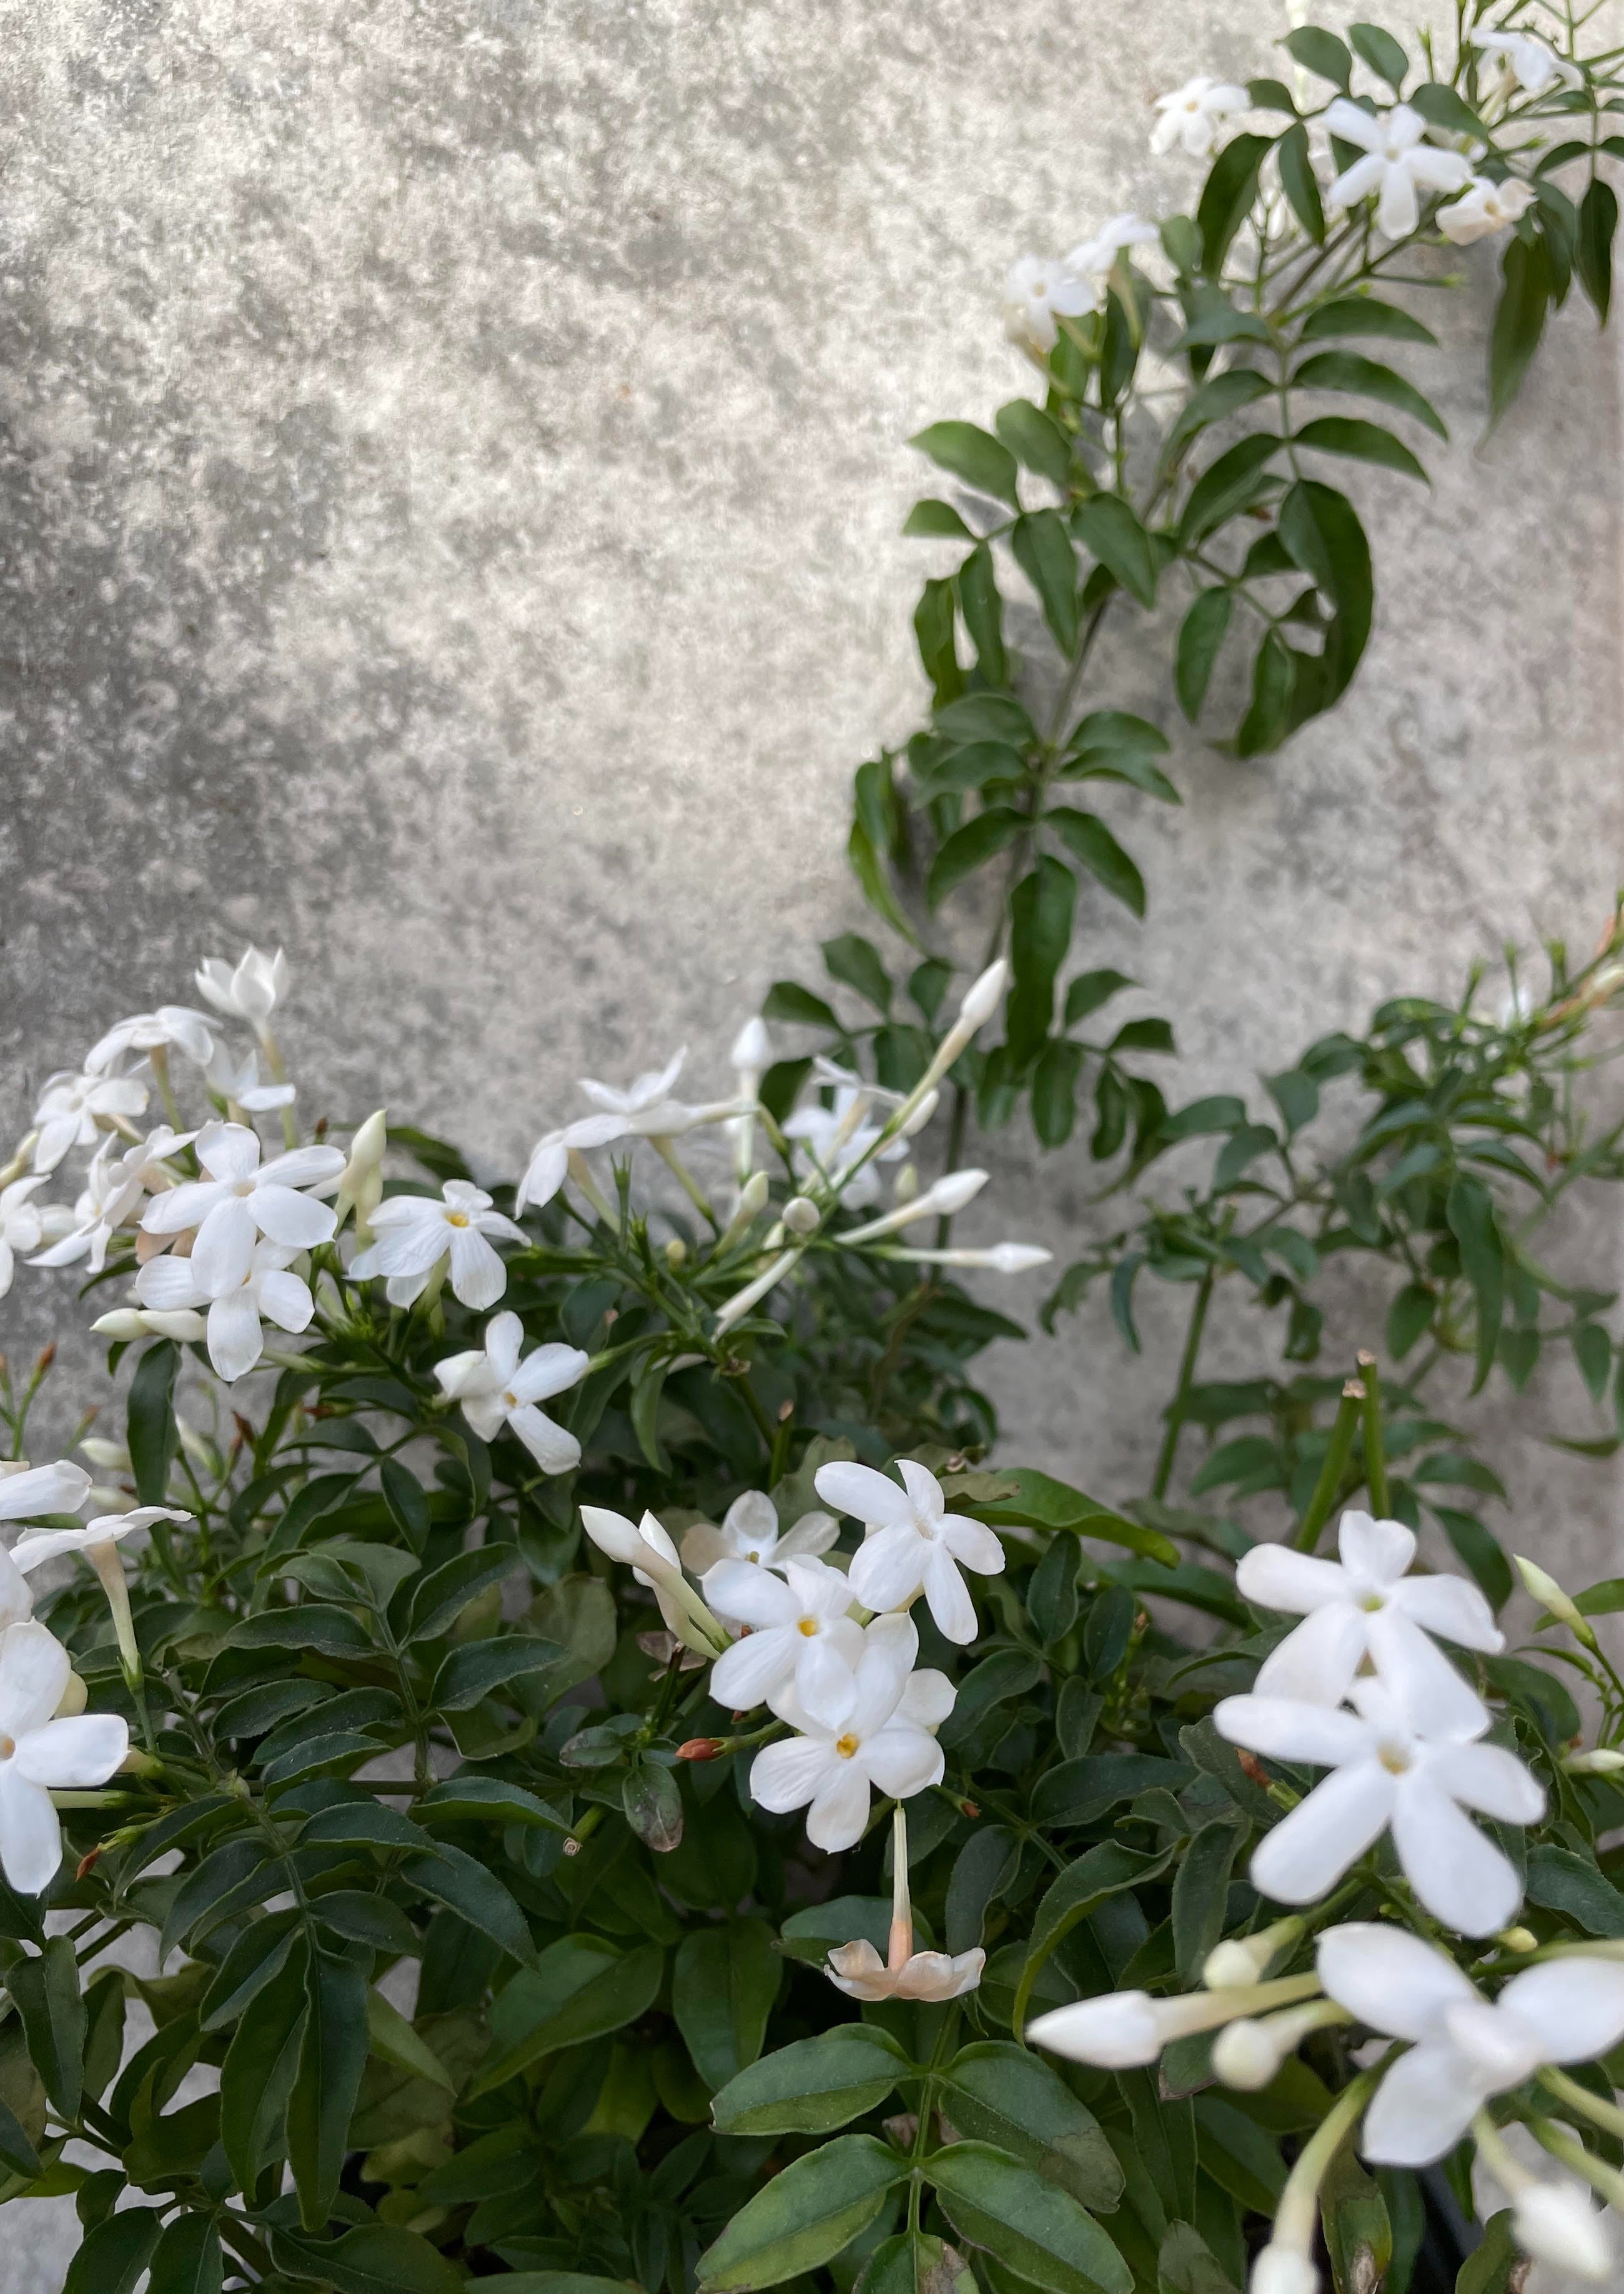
[9,1937,83,2122]
[468,1936,662,2097]
[934,694,1035,743]
[1525,1844,1624,1938]
[1008,859,1078,1066]
[947,1466,1177,1565]
[199,1909,302,2031]
[1234,631,1294,759]
[698,2133,905,2291]
[1176,590,1232,721]
[1157,2225,1240,2294]
[764,981,841,1029]
[288,1946,369,2228]
[711,2027,911,2135]
[910,421,1020,508]
[1196,134,1276,279]
[1163,370,1272,461]
[1013,509,1081,653]
[127,1339,180,1506]
[941,2041,1124,2210]
[1282,27,1351,89]
[1347,22,1407,91]
[623,1756,684,1852]
[1160,1095,1247,1142]
[1292,350,1446,440]
[1074,495,1158,609]
[63,2209,163,2294]
[1455,2211,1521,2294]
[1277,481,1373,709]
[1319,2139,1391,2294]
[269,2222,463,2294]
[1013,1842,1176,2039]
[823,932,893,1014]
[1045,811,1145,917]
[1033,1041,1085,1147]
[926,2142,1132,2294]
[861,2234,977,2294]
[407,1543,523,1643]
[957,543,1007,684]
[379,1457,431,1548]
[230,1604,372,1657]
[904,499,974,539]
[147,2214,224,2294]
[431,1633,566,1712]
[1277,123,1324,242]
[1430,1507,1512,1613]
[0,2085,39,2179]
[1490,232,1552,427]
[1064,970,1135,1027]
[418,1774,568,1831]
[1579,177,1618,324]
[402,1842,537,1968]
[996,400,1074,487]
[1299,298,1437,347]
[1409,82,1485,139]
[366,1988,457,2093]
[1445,1172,1503,1392]
[1180,434,1282,545]
[1172,1822,1243,1985]
[674,1918,781,2090]
[1292,418,1427,482]
[220,1941,307,2193]
[927,806,1027,907]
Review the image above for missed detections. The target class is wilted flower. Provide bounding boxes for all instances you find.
[31,1071,149,1175]
[139,1122,342,1295]
[433,1312,589,1473]
[195,946,290,1032]
[350,1179,525,1310]
[1151,75,1249,157]
[750,1614,953,1851]
[1002,254,1097,354]
[1437,174,1537,244]
[0,1622,129,1894]
[816,1458,1004,1644]
[1324,101,1472,240]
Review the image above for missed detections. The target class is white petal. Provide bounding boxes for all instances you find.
[1324,97,1385,152]
[140,1177,222,1233]
[1389,1572,1503,1653]
[433,1348,490,1402]
[1250,1763,1395,1905]
[941,1515,1006,1576]
[1497,1961,1624,2065]
[921,1545,978,1644]
[1235,1544,1349,1615]
[894,1948,984,2000]
[1360,2042,1485,2167]
[250,1184,337,1250]
[134,1255,207,1311]
[0,1462,91,1522]
[189,1195,259,1295]
[750,1734,837,1812]
[682,1525,732,1578]
[0,1623,71,1738]
[784,1556,858,1622]
[508,1342,589,1405]
[814,1462,916,1528]
[1425,1740,1545,1824]
[898,1668,955,1729]
[721,1491,780,1554]
[196,1122,260,1182]
[13,1714,129,1789]
[806,1761,874,1851]
[207,1290,265,1383]
[0,1551,31,1631]
[258,1145,345,1192]
[0,1769,62,1896]
[1328,152,1387,212]
[1365,1609,1489,1738]
[824,1941,889,1999]
[516,1139,567,1214]
[705,1563,798,1631]
[1377,165,1419,240]
[1028,1992,1161,2069]
[485,1316,525,1382]
[255,1270,314,1334]
[460,1393,508,1441]
[507,1405,580,1476]
[712,1627,798,1711]
[795,1632,860,1731]
[862,1718,944,1801]
[1407,148,1472,193]
[1315,1922,1477,2040]
[580,1506,643,1565]
[447,1225,507,1309]
[848,1615,918,1737]
[1390,1777,1523,1936]
[1337,1511,1415,1586]
[847,1521,928,1613]
[774,1510,839,1562]
[1254,1603,1370,1706]
[1215,1694,1373,1767]
[898,1460,944,1523]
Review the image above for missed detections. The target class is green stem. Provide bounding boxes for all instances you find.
[1152,1267,1214,1500]
[1357,1352,1389,1517]
[1292,1378,1364,1553]
[1539,2064,1624,2142]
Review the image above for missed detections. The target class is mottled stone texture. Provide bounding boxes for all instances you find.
[0,2,1620,2277]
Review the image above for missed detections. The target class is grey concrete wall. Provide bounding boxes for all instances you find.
[0,2,1620,2278]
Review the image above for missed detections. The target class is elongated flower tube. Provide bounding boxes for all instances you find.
[12,1509,192,1694]
[824,1804,983,2000]
[838,1170,988,1244]
[1029,1971,1322,2070]
[884,1243,1051,1273]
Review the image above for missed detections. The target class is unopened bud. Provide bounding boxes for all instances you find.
[91,1310,149,1342]
[783,1195,821,1235]
[1563,1749,1624,1776]
[1250,2248,1319,2294]
[731,1017,772,1081]
[339,1109,388,1231]
[80,1438,131,1472]
[54,1671,88,1719]
[893,1163,919,1204]
[1237,1751,1271,1787]
[1211,2019,1282,2090]
[1512,2182,1612,2280]
[75,1849,102,1881]
[677,1738,725,1762]
[1204,1917,1304,1991]
[1516,1555,1598,1648]
[1497,1926,1539,1954]
[956,959,1009,1035]
[897,1087,940,1138]
[665,1237,688,1270]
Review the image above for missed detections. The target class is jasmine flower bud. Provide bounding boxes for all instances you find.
[1516,1554,1598,1649]
[782,1197,821,1235]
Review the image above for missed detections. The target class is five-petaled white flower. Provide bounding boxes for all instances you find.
[34,1127,196,1276]
[204,1039,295,1114]
[0,1461,92,1524]
[195,946,290,1032]
[815,1459,1004,1644]
[135,1238,315,1382]
[433,1312,588,1473]
[85,1006,214,1076]
[707,1556,864,1728]
[1437,174,1538,245]
[1216,1670,1544,1936]
[573,1049,730,1140]
[680,1490,839,1582]
[1317,1923,1624,2167]
[1470,29,1582,96]
[751,1614,953,1851]
[783,1087,906,1210]
[31,1071,149,1175]
[1239,1509,1502,1734]
[10,1505,191,1575]
[0,1621,129,1895]
[139,1121,342,1293]
[0,1178,52,1298]
[1002,254,1098,354]
[1324,101,1472,240]
[350,1179,525,1310]
[1062,214,1160,311]
[1152,75,1249,158]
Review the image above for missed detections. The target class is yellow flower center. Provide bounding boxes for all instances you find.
[834,1732,859,1759]
[1378,1739,1412,1776]
[798,1617,818,1638]
[0,1736,14,1761]
[1360,1591,1385,1613]
[746,1550,761,1563]
[503,1392,519,1410]
[446,1212,470,1228]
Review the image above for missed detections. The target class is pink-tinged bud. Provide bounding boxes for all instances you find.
[678,1738,725,1762]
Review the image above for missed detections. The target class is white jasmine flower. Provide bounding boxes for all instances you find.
[433,1312,588,1473]
[350,1179,525,1310]
[1471,29,1582,96]
[135,1238,314,1382]
[1216,1671,1544,1935]
[514,1114,628,1215]
[815,1458,1005,1644]
[826,1807,984,2001]
[679,1490,839,1581]
[884,1242,1052,1273]
[0,1461,92,1522]
[33,1126,196,1276]
[707,1556,864,1726]
[580,1505,727,1656]
[204,1039,294,1114]
[0,1178,52,1297]
[195,946,290,1031]
[1324,101,1473,240]
[1238,1510,1502,1733]
[573,1049,736,1140]
[750,1614,953,1851]
[1152,75,1249,158]
[783,1088,906,1210]
[1509,2183,1611,2281]
[1315,1923,1624,2167]
[139,1121,342,1293]
[0,1621,129,1894]
[1437,174,1537,244]
[31,1071,149,1175]
[1062,215,1160,312]
[1002,254,1097,354]
[85,1007,214,1076]
[10,1505,191,1575]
